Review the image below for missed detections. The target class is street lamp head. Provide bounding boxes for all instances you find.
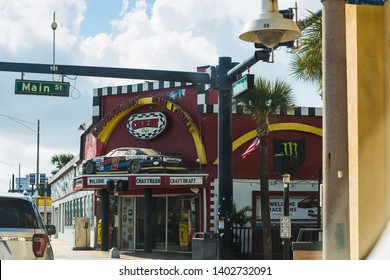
[239,0,301,48]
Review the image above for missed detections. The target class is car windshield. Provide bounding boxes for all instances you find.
[0,197,40,228]
[137,148,160,156]
[106,148,130,157]
[106,148,160,157]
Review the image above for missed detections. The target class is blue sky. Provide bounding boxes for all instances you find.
[0,0,322,192]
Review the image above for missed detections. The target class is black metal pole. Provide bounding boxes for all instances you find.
[112,192,119,248]
[216,52,270,260]
[144,188,153,253]
[101,188,109,251]
[0,61,210,84]
[283,174,291,260]
[217,57,234,260]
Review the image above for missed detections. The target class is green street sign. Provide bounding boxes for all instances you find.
[15,79,70,97]
[232,74,254,98]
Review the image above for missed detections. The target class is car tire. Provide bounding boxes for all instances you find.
[128,160,141,173]
[84,161,95,174]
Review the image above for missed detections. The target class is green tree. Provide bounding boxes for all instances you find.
[290,10,322,96]
[232,203,253,227]
[51,153,74,175]
[233,77,295,260]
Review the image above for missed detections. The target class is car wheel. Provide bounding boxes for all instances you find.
[84,161,95,174]
[128,160,141,173]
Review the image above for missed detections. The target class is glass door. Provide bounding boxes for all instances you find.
[135,195,200,251]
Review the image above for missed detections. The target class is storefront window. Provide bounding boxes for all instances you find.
[134,195,199,251]
[80,197,84,217]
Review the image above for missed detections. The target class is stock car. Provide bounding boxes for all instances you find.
[82,147,189,174]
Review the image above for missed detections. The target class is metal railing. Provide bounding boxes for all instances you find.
[232,226,305,259]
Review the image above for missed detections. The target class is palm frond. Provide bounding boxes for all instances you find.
[290,9,323,94]
[233,77,295,125]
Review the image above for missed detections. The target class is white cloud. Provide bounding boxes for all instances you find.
[0,0,86,56]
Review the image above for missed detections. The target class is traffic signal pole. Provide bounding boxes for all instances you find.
[216,51,270,260]
[0,61,210,84]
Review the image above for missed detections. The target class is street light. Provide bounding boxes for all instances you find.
[215,0,301,260]
[282,173,291,260]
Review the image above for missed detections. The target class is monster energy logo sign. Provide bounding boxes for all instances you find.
[282,142,298,157]
[273,138,306,165]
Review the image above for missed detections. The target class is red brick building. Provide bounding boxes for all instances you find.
[70,68,322,253]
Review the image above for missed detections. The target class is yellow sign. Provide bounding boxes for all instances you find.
[97,219,102,245]
[179,222,188,247]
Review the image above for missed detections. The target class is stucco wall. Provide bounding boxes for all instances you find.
[346,4,389,259]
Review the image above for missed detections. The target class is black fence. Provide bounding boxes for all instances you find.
[232,226,314,260]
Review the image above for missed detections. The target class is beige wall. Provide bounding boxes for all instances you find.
[346,4,390,259]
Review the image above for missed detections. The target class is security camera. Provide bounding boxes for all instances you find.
[239,0,301,48]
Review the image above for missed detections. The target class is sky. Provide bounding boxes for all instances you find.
[0,0,322,193]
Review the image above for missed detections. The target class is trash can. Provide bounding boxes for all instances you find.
[192,232,217,260]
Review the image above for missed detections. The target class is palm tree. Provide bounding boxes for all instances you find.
[51,153,74,175]
[290,10,322,96]
[232,202,254,227]
[233,77,295,260]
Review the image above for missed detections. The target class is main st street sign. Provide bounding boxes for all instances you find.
[15,79,70,97]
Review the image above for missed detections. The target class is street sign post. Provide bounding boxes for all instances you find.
[15,79,70,97]
[39,173,46,185]
[29,173,36,185]
[232,74,254,98]
[280,216,291,239]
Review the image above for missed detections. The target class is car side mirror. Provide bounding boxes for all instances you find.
[45,225,57,236]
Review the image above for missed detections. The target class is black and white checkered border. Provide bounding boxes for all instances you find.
[92,79,322,124]
[92,81,192,124]
[196,87,322,116]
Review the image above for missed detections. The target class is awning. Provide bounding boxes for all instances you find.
[73,173,209,191]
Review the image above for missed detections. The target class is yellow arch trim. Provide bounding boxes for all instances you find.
[269,122,322,137]
[96,97,207,164]
[213,122,322,164]
[98,97,152,143]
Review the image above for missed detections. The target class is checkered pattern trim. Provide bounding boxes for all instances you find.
[92,81,192,124]
[92,71,322,124]
[197,89,323,116]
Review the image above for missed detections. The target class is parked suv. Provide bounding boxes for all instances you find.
[0,192,56,260]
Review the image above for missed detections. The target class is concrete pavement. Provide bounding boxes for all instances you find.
[50,238,192,260]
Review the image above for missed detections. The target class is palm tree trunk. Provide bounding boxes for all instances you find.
[260,134,273,259]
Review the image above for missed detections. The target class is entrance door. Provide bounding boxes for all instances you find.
[135,195,200,251]
[120,197,135,249]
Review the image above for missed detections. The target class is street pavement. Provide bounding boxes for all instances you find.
[50,238,192,260]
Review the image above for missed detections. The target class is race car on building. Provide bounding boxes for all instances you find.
[82,147,189,174]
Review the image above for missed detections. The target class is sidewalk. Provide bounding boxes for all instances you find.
[50,238,192,260]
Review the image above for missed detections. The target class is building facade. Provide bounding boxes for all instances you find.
[50,68,322,255]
